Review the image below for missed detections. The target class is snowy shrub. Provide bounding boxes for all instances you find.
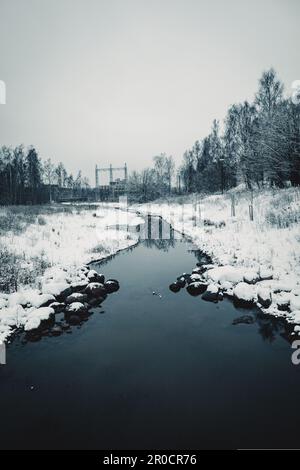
[0,245,18,292]
[203,218,226,228]
[203,219,215,226]
[265,207,300,228]
[37,216,46,225]
[0,243,50,293]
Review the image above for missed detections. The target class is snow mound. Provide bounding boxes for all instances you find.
[233,282,256,302]
[24,307,54,331]
[287,311,300,324]
[42,282,70,296]
[207,266,245,284]
[290,295,300,312]
[206,284,219,294]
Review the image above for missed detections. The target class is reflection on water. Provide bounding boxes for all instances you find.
[17,215,296,347]
[2,215,300,450]
[19,302,296,347]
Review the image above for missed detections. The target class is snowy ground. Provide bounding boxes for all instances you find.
[1,187,300,343]
[0,204,143,343]
[133,186,300,331]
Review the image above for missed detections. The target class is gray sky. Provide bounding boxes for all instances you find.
[0,0,299,184]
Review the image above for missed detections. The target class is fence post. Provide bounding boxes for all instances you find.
[249,190,254,221]
[231,194,236,217]
[193,195,197,227]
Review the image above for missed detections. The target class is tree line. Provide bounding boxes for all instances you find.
[128,154,175,202]
[128,69,300,201]
[2,69,299,205]
[0,145,90,205]
[179,69,300,193]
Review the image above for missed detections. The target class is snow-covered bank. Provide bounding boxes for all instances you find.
[0,205,144,343]
[133,187,300,330]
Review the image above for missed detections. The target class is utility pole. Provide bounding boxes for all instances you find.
[95,165,99,187]
[220,158,225,194]
[177,174,181,193]
[109,164,113,184]
[124,163,128,184]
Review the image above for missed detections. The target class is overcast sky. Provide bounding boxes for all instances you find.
[0,0,299,184]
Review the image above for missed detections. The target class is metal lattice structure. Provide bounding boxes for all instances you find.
[95,163,128,188]
[95,163,128,201]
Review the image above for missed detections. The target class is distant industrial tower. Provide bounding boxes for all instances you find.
[95,163,128,188]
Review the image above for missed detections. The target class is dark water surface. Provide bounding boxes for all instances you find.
[0,217,299,449]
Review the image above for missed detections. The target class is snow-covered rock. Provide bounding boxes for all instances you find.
[233,282,256,306]
[186,282,207,297]
[49,302,65,313]
[65,302,87,315]
[30,293,56,308]
[243,270,260,284]
[291,288,300,297]
[192,267,203,275]
[257,287,272,308]
[7,290,54,308]
[0,305,26,327]
[104,279,120,293]
[176,277,186,288]
[207,266,245,284]
[259,267,273,281]
[24,306,55,331]
[219,280,233,291]
[85,282,106,298]
[277,293,291,312]
[202,283,219,302]
[0,324,12,343]
[66,292,88,304]
[0,205,139,342]
[290,295,300,312]
[42,281,71,298]
[189,273,202,283]
[8,292,29,307]
[70,280,89,292]
[87,270,105,283]
[169,282,181,293]
[287,311,300,324]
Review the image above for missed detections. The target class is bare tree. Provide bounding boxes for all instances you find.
[43,158,55,202]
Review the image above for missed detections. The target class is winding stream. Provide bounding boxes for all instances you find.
[0,216,299,449]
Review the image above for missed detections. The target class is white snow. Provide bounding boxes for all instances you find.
[1,187,300,340]
[257,287,271,303]
[189,273,202,282]
[65,302,85,312]
[206,266,245,284]
[276,292,291,307]
[87,270,99,280]
[42,281,70,296]
[0,204,144,342]
[287,311,300,324]
[206,284,219,294]
[233,282,256,302]
[0,205,142,269]
[243,269,259,284]
[24,307,54,331]
[134,187,300,321]
[290,295,300,312]
[0,298,7,309]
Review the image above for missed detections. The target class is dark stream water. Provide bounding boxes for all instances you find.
[0,216,300,449]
